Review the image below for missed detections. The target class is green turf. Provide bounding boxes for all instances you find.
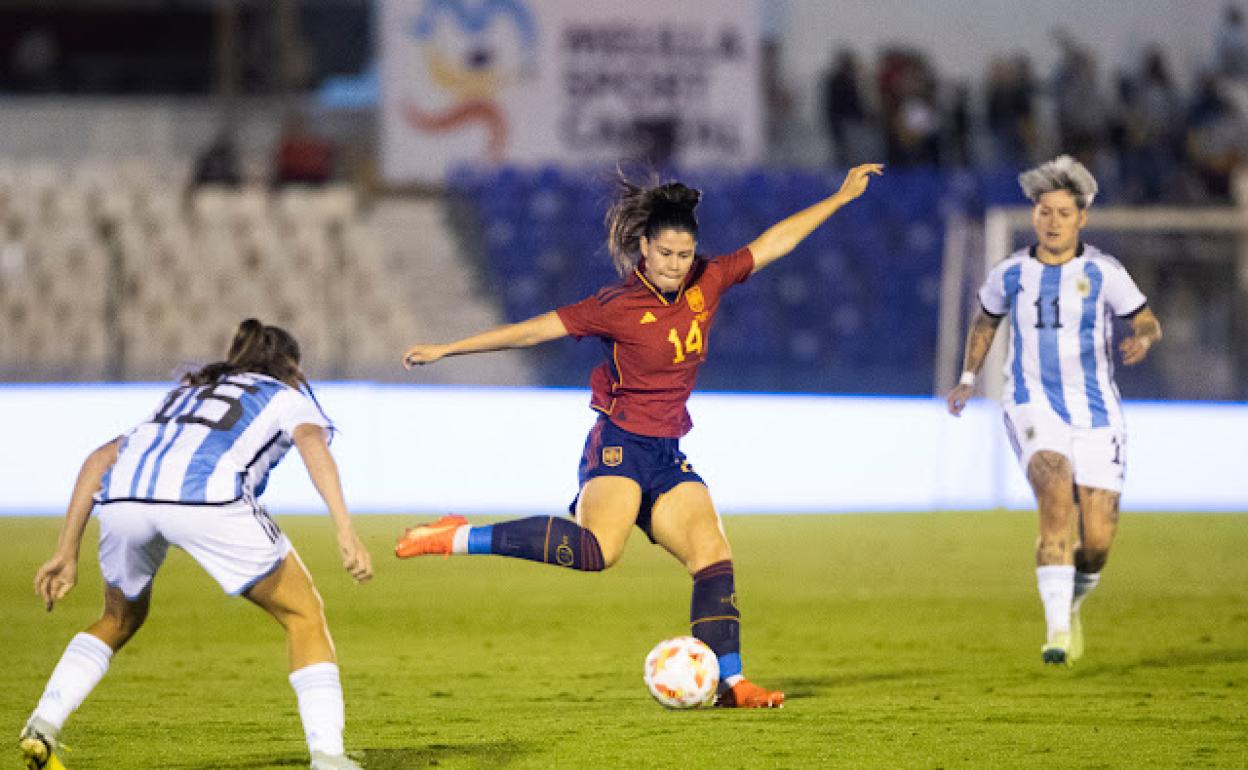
[3,512,1247,769]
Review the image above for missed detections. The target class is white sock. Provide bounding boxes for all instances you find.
[1036,565,1075,639]
[289,662,345,756]
[31,632,114,732]
[451,525,471,554]
[1072,571,1101,611]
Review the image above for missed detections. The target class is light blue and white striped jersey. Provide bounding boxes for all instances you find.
[97,373,331,505]
[979,244,1147,429]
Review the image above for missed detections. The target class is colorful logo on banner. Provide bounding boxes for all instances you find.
[404,0,537,162]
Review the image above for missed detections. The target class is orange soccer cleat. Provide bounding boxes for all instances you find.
[394,514,468,559]
[716,678,785,709]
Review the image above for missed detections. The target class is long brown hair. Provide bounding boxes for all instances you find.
[184,318,309,391]
[604,171,701,277]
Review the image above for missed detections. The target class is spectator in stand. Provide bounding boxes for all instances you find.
[761,38,799,165]
[1050,29,1107,166]
[192,131,243,188]
[946,82,973,168]
[1215,5,1248,80]
[274,113,335,187]
[879,48,940,166]
[1184,72,1248,201]
[1106,72,1136,199]
[821,49,867,166]
[1129,47,1183,202]
[987,55,1036,166]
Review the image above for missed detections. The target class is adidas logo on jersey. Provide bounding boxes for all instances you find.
[640,311,657,324]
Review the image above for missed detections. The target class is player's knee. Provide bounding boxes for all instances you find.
[273,589,327,633]
[1076,546,1110,573]
[686,541,732,575]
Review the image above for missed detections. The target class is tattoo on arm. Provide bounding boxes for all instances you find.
[961,309,1003,375]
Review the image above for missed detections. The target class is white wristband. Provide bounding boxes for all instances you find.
[959,371,976,387]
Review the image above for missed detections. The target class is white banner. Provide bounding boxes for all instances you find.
[381,0,761,183]
[2,385,1245,515]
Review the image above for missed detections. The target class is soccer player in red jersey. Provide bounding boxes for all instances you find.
[397,163,882,708]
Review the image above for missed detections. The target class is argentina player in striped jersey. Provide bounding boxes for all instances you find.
[20,320,372,770]
[947,156,1162,667]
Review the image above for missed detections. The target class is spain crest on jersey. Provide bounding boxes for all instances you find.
[602,446,623,466]
[686,286,705,313]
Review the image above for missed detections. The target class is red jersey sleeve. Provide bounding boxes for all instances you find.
[700,247,754,295]
[556,294,612,339]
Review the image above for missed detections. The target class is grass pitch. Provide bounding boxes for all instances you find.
[3,512,1246,769]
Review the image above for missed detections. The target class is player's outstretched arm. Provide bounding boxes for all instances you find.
[947,308,1003,416]
[35,438,121,611]
[403,311,569,369]
[1120,307,1162,365]
[746,163,883,274]
[293,423,373,583]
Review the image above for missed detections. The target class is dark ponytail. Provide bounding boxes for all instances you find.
[184,318,309,391]
[604,171,701,277]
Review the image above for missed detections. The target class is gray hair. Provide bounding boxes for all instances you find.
[1018,155,1098,208]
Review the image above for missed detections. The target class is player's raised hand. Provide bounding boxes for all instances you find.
[946,383,973,416]
[34,552,78,611]
[836,163,884,203]
[337,527,373,583]
[403,343,448,369]
[1119,335,1153,366]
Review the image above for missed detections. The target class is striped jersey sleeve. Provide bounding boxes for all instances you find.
[977,256,1021,316]
[1101,260,1147,317]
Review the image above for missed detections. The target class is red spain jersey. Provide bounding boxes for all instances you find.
[555,247,754,438]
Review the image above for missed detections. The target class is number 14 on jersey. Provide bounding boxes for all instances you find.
[667,319,704,364]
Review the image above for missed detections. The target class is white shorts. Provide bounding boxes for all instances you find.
[97,499,293,600]
[1003,403,1126,493]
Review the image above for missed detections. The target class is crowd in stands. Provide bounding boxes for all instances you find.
[3,5,1245,397]
[192,114,338,190]
[814,8,1248,205]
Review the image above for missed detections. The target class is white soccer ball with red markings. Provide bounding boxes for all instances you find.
[643,636,720,709]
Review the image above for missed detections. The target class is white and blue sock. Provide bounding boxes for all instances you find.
[1072,570,1101,611]
[451,524,493,555]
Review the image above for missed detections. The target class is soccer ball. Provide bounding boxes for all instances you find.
[643,636,719,709]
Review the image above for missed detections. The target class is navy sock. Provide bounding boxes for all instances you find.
[479,516,605,572]
[690,560,742,681]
